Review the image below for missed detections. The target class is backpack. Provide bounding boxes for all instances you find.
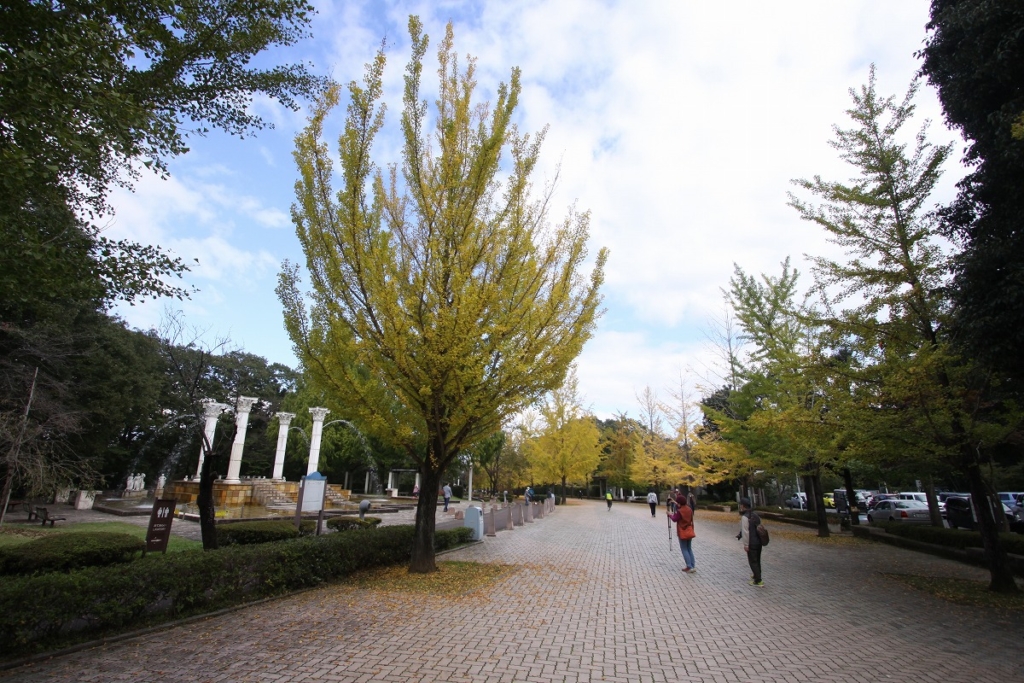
[751,513,770,546]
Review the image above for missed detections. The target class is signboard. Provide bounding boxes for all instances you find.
[295,472,329,534]
[144,498,177,555]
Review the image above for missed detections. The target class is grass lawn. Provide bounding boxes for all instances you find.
[884,573,1024,610]
[0,521,201,553]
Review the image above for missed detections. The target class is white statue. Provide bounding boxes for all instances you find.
[157,474,166,489]
[137,473,146,490]
[126,473,136,491]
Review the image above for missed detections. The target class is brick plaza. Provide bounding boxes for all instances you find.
[5,500,1021,682]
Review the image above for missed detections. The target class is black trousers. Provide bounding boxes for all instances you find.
[747,546,762,583]
[649,502,657,516]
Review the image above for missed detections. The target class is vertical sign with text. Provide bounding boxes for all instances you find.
[145,498,177,555]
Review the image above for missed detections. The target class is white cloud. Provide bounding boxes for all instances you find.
[109,0,962,416]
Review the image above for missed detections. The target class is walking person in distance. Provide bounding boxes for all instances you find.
[442,483,452,512]
[739,497,764,586]
[646,489,658,517]
[669,493,696,572]
[606,490,613,511]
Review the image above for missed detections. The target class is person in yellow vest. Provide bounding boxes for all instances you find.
[606,490,613,511]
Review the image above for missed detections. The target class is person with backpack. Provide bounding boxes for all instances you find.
[646,489,658,517]
[739,497,766,586]
[669,493,696,572]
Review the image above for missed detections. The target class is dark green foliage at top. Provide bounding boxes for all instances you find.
[0,525,470,654]
[919,0,1024,386]
[215,520,300,546]
[0,0,324,216]
[0,532,144,575]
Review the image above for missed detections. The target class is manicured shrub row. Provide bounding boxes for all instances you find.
[0,533,145,576]
[326,516,382,531]
[435,526,473,550]
[216,521,300,546]
[881,523,1024,555]
[762,508,841,524]
[0,525,470,655]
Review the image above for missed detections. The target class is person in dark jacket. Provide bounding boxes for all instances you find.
[739,497,763,586]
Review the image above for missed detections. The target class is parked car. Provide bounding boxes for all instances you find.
[866,493,898,510]
[998,492,1024,511]
[946,496,1021,530]
[785,492,807,510]
[936,492,968,517]
[898,492,929,505]
[866,499,930,524]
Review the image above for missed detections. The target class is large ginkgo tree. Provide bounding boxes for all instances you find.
[278,17,607,572]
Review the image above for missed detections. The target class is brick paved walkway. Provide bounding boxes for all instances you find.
[5,501,1022,682]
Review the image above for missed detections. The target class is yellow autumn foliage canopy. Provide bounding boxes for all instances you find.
[277,17,606,571]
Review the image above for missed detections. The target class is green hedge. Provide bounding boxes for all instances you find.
[216,521,300,546]
[0,533,145,576]
[881,523,1024,555]
[326,516,382,532]
[761,508,840,524]
[0,525,470,655]
[434,527,473,550]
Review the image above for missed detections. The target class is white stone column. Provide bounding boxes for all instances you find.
[387,471,394,491]
[271,412,295,480]
[196,400,227,479]
[467,465,473,504]
[364,471,370,494]
[306,407,330,475]
[224,396,258,483]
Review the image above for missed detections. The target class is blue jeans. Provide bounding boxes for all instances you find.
[678,538,695,569]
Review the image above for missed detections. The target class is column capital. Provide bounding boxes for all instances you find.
[309,406,330,422]
[201,399,226,419]
[276,411,296,426]
[236,396,258,414]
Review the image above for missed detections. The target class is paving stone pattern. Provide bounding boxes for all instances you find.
[6,501,1023,682]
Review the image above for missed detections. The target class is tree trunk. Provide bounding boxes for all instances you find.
[811,472,830,538]
[924,477,943,527]
[560,476,567,505]
[965,454,1017,592]
[198,446,218,550]
[410,465,441,573]
[801,475,816,512]
[843,467,859,526]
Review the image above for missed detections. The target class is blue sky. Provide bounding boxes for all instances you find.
[107,0,964,419]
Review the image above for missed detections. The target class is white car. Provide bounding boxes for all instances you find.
[866,499,930,524]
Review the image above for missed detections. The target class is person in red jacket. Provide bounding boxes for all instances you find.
[669,493,696,572]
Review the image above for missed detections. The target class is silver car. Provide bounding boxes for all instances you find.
[866,499,931,524]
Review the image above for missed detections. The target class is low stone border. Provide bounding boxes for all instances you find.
[852,525,1024,576]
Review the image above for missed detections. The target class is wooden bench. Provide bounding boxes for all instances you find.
[35,507,66,527]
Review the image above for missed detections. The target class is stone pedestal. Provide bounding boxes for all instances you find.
[73,490,99,510]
